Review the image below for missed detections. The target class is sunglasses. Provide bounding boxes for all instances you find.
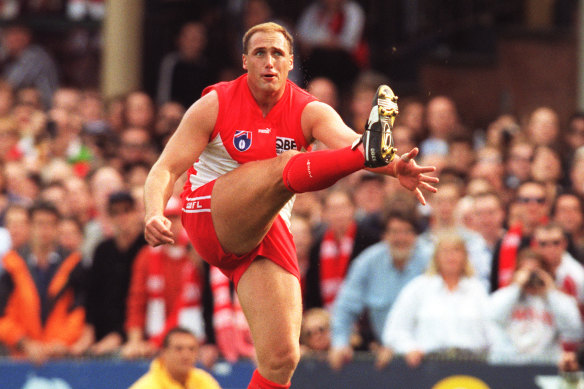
[516,196,546,204]
[536,239,563,247]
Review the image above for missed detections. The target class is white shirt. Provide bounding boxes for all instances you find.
[382,274,490,354]
[556,252,584,304]
[488,284,583,364]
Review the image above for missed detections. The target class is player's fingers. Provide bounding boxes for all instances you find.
[405,147,419,159]
[419,174,439,183]
[414,188,426,206]
[413,165,436,174]
[145,226,174,246]
[418,181,438,193]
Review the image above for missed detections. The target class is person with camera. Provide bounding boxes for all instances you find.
[488,248,582,364]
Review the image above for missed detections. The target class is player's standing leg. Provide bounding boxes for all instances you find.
[237,258,302,388]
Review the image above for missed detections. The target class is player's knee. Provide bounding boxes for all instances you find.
[278,150,301,166]
[263,342,300,375]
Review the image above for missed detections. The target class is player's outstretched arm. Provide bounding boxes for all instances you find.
[302,102,438,204]
[144,91,217,247]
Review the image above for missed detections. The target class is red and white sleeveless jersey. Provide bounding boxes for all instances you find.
[183,74,316,224]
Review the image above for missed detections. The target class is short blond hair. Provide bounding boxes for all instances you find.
[426,231,475,278]
[242,22,293,55]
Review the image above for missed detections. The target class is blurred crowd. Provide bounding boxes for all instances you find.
[0,0,583,377]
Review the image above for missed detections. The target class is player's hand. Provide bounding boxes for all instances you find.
[144,215,175,247]
[393,148,438,205]
[328,346,353,371]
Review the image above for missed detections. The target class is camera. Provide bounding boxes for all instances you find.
[526,271,544,288]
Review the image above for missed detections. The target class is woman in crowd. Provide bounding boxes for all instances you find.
[381,232,490,367]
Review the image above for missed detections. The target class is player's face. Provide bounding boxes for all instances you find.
[243,31,293,95]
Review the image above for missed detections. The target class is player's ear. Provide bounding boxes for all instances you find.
[242,54,248,70]
[289,54,294,71]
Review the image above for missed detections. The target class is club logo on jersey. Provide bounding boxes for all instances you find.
[233,130,252,152]
[276,136,297,154]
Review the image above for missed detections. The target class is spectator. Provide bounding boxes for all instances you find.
[122,197,206,359]
[0,117,21,163]
[484,114,520,150]
[420,96,463,157]
[491,180,550,291]
[504,140,535,191]
[351,171,386,231]
[382,232,490,368]
[300,308,331,356]
[418,180,492,289]
[328,210,428,370]
[531,146,563,200]
[470,146,507,199]
[153,101,185,150]
[395,97,425,143]
[125,161,151,190]
[0,112,18,149]
[525,106,561,148]
[0,201,86,364]
[391,125,417,157]
[446,134,475,179]
[39,180,70,220]
[304,188,380,311]
[105,94,126,134]
[488,248,582,364]
[4,161,41,204]
[63,176,94,226]
[472,191,507,257]
[82,165,124,262]
[0,80,15,118]
[4,202,29,251]
[58,216,84,254]
[124,91,156,131]
[117,126,157,169]
[533,223,584,315]
[553,192,584,263]
[85,191,147,356]
[0,23,59,109]
[156,21,215,109]
[129,327,221,389]
[52,87,81,113]
[306,77,339,112]
[564,112,584,177]
[296,0,365,89]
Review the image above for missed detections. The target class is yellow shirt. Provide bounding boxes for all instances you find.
[129,359,222,389]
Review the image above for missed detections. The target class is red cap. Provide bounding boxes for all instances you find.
[164,196,182,217]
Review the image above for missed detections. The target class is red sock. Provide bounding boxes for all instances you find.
[248,369,291,389]
[282,146,365,193]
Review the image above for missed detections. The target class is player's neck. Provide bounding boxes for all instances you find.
[248,83,285,117]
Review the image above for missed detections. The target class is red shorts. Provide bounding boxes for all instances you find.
[181,180,300,289]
